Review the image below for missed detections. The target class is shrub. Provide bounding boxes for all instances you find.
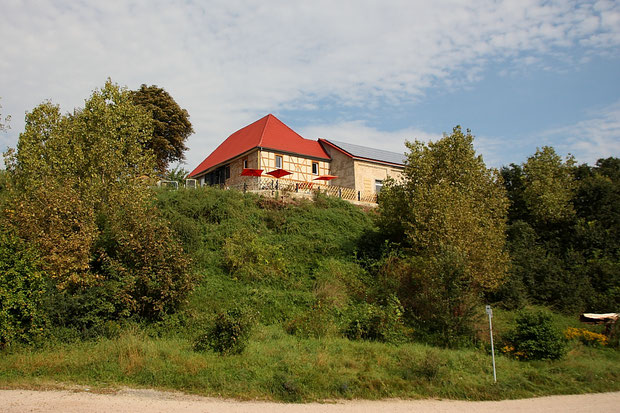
[382,249,480,347]
[194,307,256,355]
[344,295,406,343]
[564,327,608,347]
[284,300,338,339]
[222,229,288,281]
[0,230,48,348]
[503,310,567,360]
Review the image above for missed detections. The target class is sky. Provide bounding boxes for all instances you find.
[1,0,619,170]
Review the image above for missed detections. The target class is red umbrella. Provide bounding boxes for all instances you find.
[266,168,292,179]
[241,168,263,176]
[313,175,338,181]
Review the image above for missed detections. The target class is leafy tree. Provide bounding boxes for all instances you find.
[3,80,194,323]
[571,157,620,312]
[0,229,47,348]
[131,84,194,172]
[378,126,509,291]
[522,146,576,226]
[376,127,509,344]
[496,151,619,313]
[165,165,189,184]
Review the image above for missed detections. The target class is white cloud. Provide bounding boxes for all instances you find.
[299,121,508,169]
[299,120,437,156]
[1,0,618,170]
[542,100,620,165]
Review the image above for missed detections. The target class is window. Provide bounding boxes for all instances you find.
[243,158,248,169]
[225,165,230,179]
[275,155,283,169]
[375,179,383,194]
[312,162,319,175]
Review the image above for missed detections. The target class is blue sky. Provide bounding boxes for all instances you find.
[1,0,619,170]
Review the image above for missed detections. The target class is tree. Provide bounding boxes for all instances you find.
[376,127,509,344]
[522,146,576,226]
[165,165,189,184]
[131,84,194,172]
[3,80,194,324]
[378,126,509,291]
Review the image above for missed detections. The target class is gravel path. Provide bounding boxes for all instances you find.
[1,389,619,413]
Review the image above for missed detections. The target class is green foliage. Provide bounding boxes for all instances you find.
[284,300,338,339]
[375,127,507,345]
[380,250,481,346]
[0,230,47,348]
[378,126,509,292]
[94,190,194,319]
[131,84,194,172]
[522,147,576,225]
[344,295,406,343]
[156,187,373,283]
[2,80,195,324]
[497,155,619,313]
[165,165,189,184]
[222,228,288,281]
[194,307,256,355]
[504,310,567,361]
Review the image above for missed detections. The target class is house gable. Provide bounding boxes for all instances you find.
[190,114,330,178]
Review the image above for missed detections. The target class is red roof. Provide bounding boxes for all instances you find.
[190,114,330,177]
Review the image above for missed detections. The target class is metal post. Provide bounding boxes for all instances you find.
[486,305,497,383]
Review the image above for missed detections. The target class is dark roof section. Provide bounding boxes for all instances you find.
[319,139,406,166]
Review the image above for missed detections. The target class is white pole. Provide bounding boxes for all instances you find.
[486,305,497,383]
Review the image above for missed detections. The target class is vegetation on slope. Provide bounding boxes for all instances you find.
[0,80,618,401]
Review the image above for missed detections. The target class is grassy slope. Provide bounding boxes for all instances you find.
[0,188,618,401]
[1,325,618,401]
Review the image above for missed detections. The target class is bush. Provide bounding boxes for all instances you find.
[503,310,567,360]
[0,230,48,348]
[344,295,406,343]
[284,300,338,339]
[381,250,480,347]
[194,307,256,355]
[564,327,608,347]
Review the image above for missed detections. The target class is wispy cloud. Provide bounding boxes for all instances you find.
[542,100,620,164]
[1,0,618,169]
[299,120,438,155]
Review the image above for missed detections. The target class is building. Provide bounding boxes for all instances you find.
[189,114,405,199]
[318,139,405,196]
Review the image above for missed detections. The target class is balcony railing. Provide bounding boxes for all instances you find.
[211,177,378,204]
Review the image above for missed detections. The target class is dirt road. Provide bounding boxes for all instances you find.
[1,388,619,413]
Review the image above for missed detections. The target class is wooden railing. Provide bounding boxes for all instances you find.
[221,177,378,203]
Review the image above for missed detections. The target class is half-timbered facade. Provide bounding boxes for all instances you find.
[189,114,405,199]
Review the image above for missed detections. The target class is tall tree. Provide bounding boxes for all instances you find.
[131,85,194,172]
[376,127,509,345]
[378,126,509,290]
[3,80,193,322]
[522,146,576,226]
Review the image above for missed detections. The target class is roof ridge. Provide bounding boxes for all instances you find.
[257,114,272,147]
